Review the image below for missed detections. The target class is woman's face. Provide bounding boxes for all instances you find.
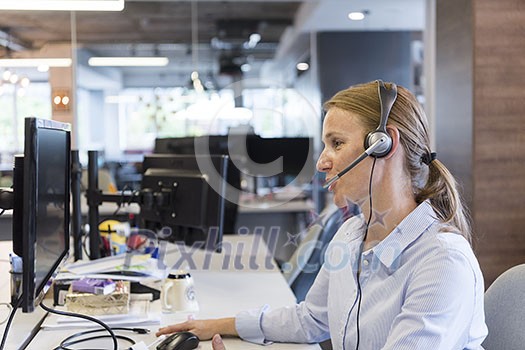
[317,107,373,208]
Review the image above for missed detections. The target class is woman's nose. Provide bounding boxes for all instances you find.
[316,152,331,173]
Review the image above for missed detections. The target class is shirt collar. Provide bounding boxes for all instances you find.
[370,200,438,271]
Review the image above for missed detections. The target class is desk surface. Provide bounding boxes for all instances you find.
[1,236,320,349]
[238,199,314,214]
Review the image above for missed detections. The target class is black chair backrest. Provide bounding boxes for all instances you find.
[290,207,345,302]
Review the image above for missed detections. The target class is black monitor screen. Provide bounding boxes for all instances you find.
[15,117,71,313]
[154,136,240,233]
[140,154,227,251]
[154,135,315,180]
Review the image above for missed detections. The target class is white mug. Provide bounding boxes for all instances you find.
[161,271,199,313]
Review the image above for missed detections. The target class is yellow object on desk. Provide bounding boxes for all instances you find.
[65,280,130,316]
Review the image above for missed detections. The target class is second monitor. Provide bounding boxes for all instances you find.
[140,154,229,251]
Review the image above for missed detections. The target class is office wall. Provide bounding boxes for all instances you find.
[436,0,525,287]
[435,0,473,204]
[316,31,413,104]
[472,0,525,286]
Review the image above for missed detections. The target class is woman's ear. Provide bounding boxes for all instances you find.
[384,125,400,159]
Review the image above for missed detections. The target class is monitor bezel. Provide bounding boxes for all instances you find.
[21,117,71,313]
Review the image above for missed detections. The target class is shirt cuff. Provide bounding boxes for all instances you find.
[235,305,273,345]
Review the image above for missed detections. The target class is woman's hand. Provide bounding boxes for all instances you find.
[155,317,237,341]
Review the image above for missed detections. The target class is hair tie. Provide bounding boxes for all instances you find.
[422,152,437,165]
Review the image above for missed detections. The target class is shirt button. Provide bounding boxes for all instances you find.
[363,259,369,266]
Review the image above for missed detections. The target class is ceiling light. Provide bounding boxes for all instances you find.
[2,68,30,87]
[0,0,124,11]
[348,12,366,21]
[296,62,309,71]
[20,77,30,88]
[9,73,18,84]
[0,58,72,68]
[244,33,261,49]
[249,33,261,44]
[88,57,169,67]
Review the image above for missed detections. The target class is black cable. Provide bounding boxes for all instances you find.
[111,185,131,217]
[56,332,136,350]
[40,302,118,350]
[55,326,148,350]
[354,157,376,350]
[111,186,141,218]
[0,296,22,350]
[82,233,90,258]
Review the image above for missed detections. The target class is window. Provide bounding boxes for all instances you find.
[0,82,51,169]
[111,86,316,153]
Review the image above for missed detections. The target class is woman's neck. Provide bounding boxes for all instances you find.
[361,181,417,246]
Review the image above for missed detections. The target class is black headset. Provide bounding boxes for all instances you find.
[364,79,397,158]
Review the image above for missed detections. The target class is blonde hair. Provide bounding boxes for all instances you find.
[324,81,472,243]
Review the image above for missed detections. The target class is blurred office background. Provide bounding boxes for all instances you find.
[0,0,523,288]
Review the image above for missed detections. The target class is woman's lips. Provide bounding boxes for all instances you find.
[328,180,336,192]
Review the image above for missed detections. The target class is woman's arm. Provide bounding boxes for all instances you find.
[155,264,332,345]
[156,318,237,340]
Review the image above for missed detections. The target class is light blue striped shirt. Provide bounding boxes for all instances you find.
[236,201,487,349]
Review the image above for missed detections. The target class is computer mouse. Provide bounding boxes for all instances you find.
[157,331,200,350]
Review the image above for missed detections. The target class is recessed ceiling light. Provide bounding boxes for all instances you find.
[296,62,309,71]
[88,57,169,67]
[348,12,366,21]
[249,33,261,43]
[0,0,124,11]
[0,58,72,68]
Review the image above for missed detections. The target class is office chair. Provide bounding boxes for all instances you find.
[282,203,350,302]
[482,263,525,350]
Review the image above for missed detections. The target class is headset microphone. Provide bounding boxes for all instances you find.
[323,136,388,189]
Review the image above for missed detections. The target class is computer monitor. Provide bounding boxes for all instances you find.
[154,136,229,155]
[140,154,228,251]
[155,135,315,181]
[244,136,315,182]
[154,136,240,233]
[12,117,71,313]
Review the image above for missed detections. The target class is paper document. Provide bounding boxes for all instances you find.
[62,253,165,280]
[41,299,160,330]
[41,313,160,330]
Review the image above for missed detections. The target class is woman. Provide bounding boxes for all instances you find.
[156,81,487,349]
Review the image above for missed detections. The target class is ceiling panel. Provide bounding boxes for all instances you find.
[0,1,300,49]
[0,0,425,88]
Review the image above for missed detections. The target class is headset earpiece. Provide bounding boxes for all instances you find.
[364,80,397,158]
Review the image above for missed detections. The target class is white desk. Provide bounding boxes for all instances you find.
[236,199,315,264]
[1,236,320,349]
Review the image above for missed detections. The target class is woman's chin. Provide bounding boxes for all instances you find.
[333,196,347,208]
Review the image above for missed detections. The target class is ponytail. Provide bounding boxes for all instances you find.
[416,159,472,243]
